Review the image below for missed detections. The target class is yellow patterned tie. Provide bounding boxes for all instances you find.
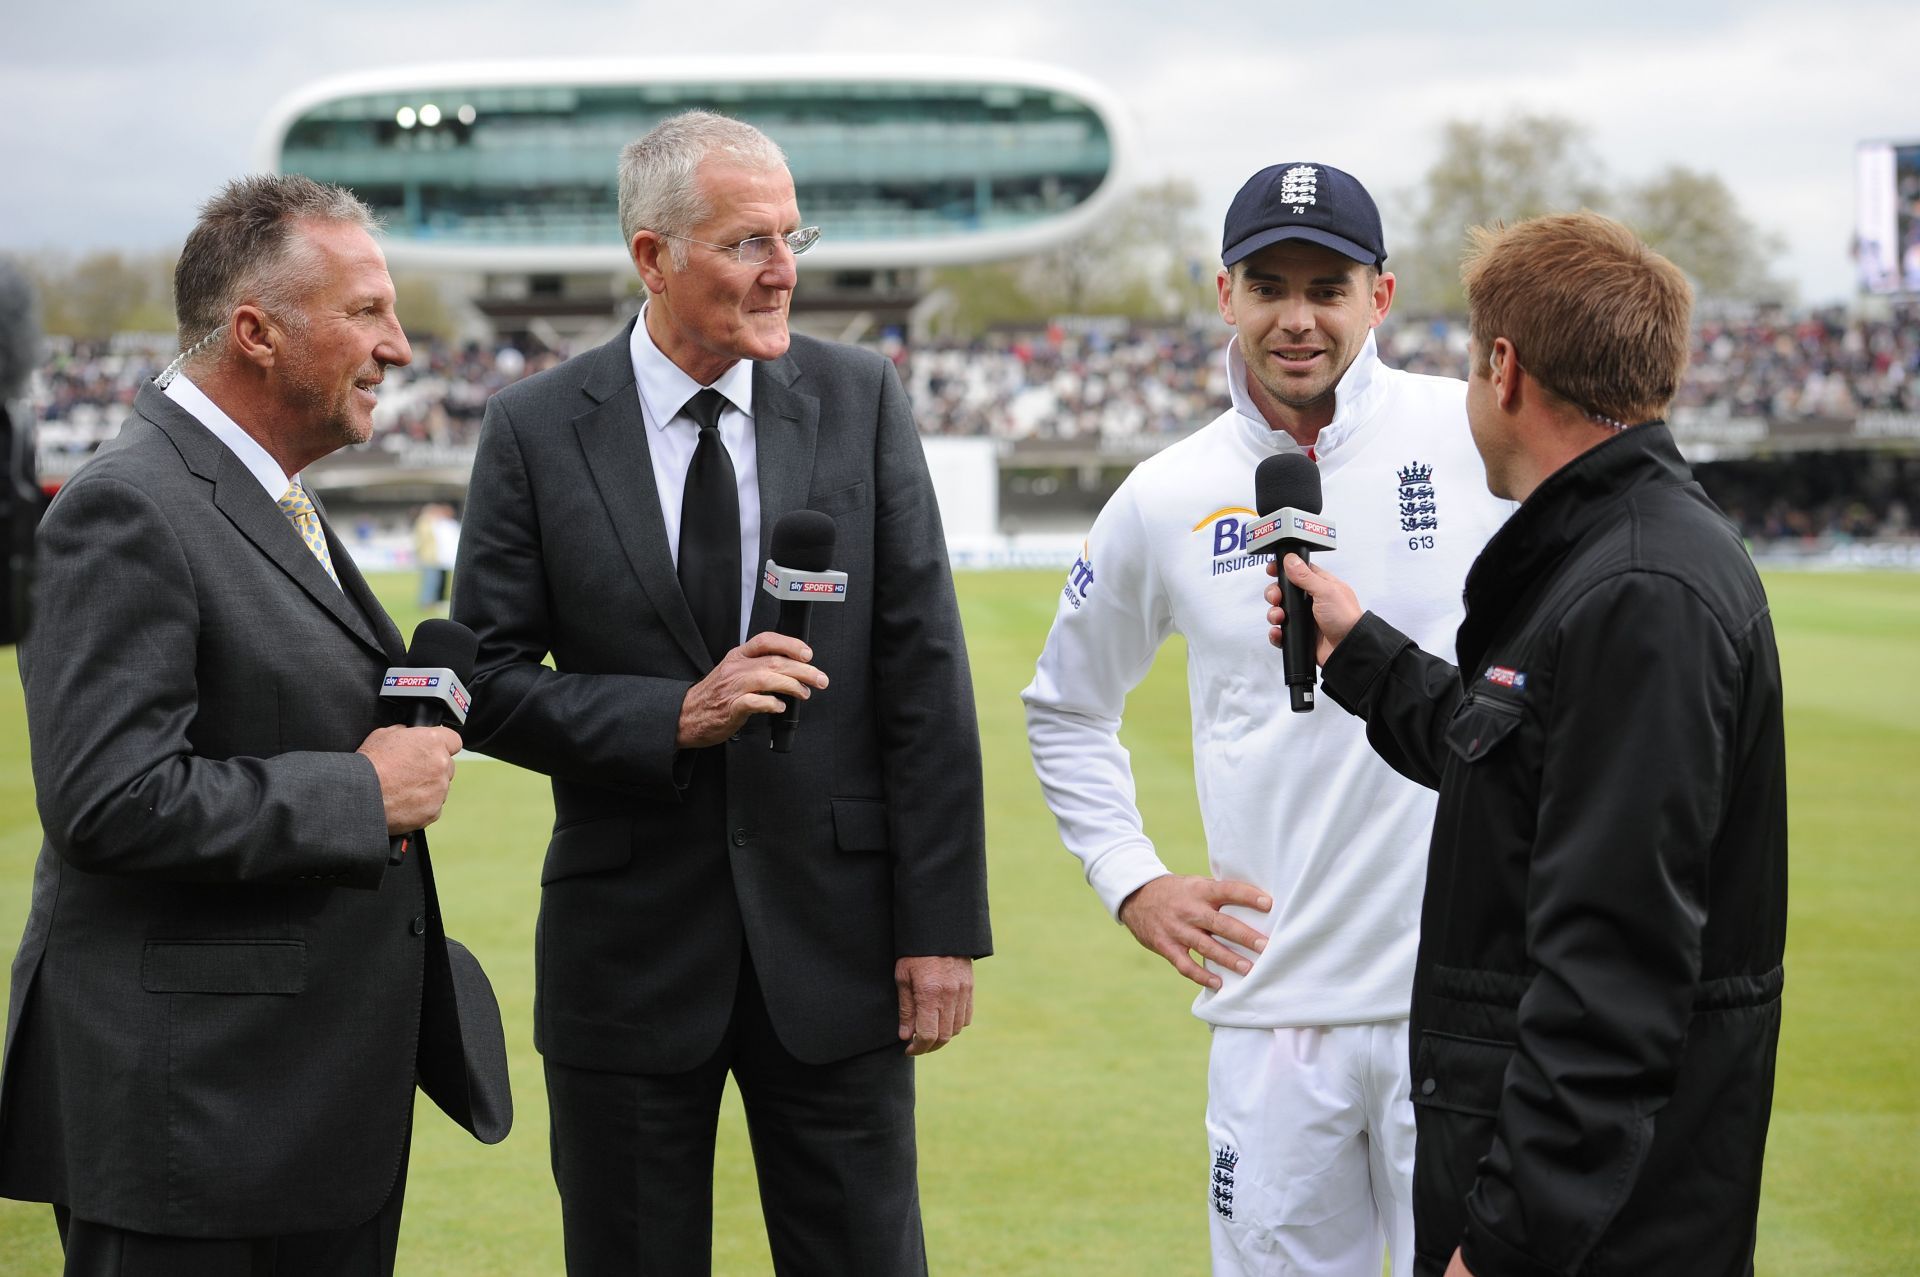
[278,480,341,589]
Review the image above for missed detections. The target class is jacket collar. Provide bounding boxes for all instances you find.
[571,320,819,672]
[1455,422,1693,676]
[134,382,400,662]
[1228,331,1385,464]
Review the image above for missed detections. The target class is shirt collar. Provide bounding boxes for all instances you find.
[1226,330,1384,459]
[629,303,757,429]
[162,373,295,498]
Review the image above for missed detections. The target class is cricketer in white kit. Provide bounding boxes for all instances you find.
[1023,162,1512,1277]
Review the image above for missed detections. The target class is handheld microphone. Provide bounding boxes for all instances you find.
[380,618,475,731]
[379,619,476,861]
[759,510,847,753]
[1248,454,1337,713]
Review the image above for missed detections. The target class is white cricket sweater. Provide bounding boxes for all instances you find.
[1022,334,1513,1028]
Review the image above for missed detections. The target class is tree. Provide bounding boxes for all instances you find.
[393,273,463,341]
[1619,166,1790,304]
[1394,113,1788,314]
[926,178,1211,336]
[921,260,1050,338]
[1395,114,1606,315]
[18,250,175,339]
[1021,177,1208,316]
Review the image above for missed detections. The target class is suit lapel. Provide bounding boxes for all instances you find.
[211,453,387,656]
[137,384,390,660]
[570,330,712,671]
[313,493,407,662]
[748,356,820,638]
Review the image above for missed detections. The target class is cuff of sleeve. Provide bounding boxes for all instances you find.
[339,751,396,890]
[636,680,700,792]
[1320,611,1414,718]
[1087,843,1173,920]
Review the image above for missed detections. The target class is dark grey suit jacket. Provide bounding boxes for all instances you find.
[0,384,507,1239]
[452,325,990,1074]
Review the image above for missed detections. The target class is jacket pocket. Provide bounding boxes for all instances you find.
[810,480,870,518]
[540,815,634,885]
[1443,697,1524,764]
[831,798,889,852]
[142,940,306,994]
[1411,1030,1513,1117]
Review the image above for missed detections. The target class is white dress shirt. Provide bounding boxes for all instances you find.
[161,375,347,592]
[162,373,295,500]
[628,306,761,647]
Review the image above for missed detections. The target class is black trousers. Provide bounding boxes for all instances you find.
[545,951,925,1277]
[53,1122,410,1277]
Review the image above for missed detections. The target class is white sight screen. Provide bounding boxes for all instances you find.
[1855,140,1920,295]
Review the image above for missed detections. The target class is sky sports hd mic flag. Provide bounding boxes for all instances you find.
[760,509,848,754]
[380,618,477,861]
[1250,453,1336,713]
[380,618,477,729]
[381,668,471,726]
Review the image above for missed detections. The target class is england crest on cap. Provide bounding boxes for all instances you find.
[1278,165,1319,211]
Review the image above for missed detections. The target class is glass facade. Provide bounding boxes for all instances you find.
[276,79,1115,253]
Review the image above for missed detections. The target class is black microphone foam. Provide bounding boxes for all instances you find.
[382,618,478,863]
[407,618,478,684]
[770,508,836,571]
[1255,452,1324,713]
[1255,452,1322,518]
[767,510,838,755]
[0,259,37,403]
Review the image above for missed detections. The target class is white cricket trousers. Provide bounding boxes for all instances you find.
[1205,1020,1414,1277]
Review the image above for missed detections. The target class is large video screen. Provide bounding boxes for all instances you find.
[1856,140,1920,295]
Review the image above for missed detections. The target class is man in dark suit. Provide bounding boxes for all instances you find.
[0,174,508,1276]
[452,111,991,1276]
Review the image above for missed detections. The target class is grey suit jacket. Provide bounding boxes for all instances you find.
[0,383,507,1238]
[453,325,990,1074]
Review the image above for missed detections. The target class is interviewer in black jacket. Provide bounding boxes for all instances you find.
[1265,211,1786,1277]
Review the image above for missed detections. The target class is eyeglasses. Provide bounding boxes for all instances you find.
[656,225,822,266]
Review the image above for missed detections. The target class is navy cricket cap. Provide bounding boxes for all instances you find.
[1222,163,1386,269]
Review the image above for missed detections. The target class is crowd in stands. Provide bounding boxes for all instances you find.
[25,302,1920,541]
[1679,306,1920,419]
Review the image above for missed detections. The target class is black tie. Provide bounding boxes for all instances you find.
[677,388,740,667]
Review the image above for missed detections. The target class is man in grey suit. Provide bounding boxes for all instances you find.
[452,111,991,1276]
[0,174,508,1276]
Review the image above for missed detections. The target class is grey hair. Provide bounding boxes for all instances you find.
[617,111,787,268]
[172,174,375,371]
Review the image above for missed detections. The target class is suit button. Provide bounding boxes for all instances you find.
[732,829,748,847]
[410,915,426,936]
[1420,1078,1437,1096]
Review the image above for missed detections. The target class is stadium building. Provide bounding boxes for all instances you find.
[261,58,1132,343]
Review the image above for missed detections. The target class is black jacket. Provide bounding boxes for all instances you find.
[1,387,507,1238]
[1322,424,1787,1276]
[452,327,990,1074]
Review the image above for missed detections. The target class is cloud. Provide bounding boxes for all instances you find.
[3,0,1909,301]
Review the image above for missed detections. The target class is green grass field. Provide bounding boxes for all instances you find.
[0,569,1915,1274]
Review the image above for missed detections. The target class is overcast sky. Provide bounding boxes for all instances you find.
[2,0,1913,305]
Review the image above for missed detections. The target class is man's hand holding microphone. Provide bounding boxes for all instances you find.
[676,510,841,751]
[358,724,463,835]
[360,618,476,840]
[1263,553,1366,664]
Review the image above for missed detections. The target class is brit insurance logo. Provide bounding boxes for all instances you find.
[1194,506,1264,577]
[1062,541,1094,610]
[1398,461,1439,551]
